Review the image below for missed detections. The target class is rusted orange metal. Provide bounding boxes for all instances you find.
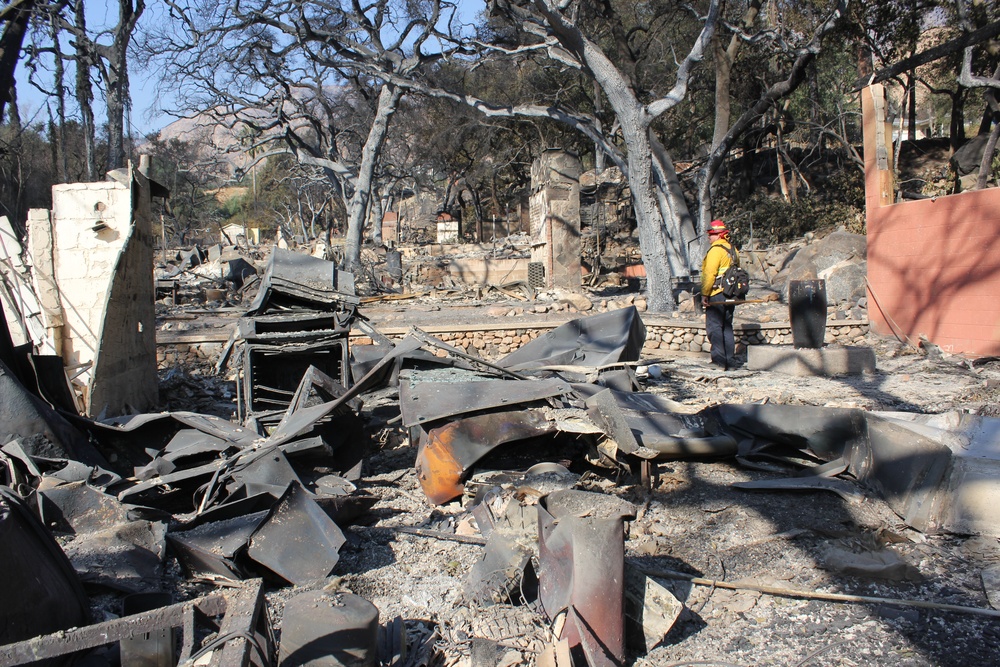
[538,489,636,667]
[415,430,466,505]
[415,411,556,504]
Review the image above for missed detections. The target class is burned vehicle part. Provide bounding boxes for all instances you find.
[537,489,636,667]
[464,529,538,607]
[415,411,560,505]
[400,367,575,504]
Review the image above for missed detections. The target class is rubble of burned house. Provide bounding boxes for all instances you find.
[5,253,1000,667]
[3,156,1000,667]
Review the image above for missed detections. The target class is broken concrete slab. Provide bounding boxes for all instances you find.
[983,564,1000,610]
[819,545,920,581]
[747,344,876,376]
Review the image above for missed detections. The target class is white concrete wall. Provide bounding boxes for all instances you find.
[27,209,65,357]
[48,181,133,382]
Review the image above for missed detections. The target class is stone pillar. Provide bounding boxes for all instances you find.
[529,150,582,289]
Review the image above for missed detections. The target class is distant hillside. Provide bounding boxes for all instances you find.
[151,111,257,176]
[149,86,350,177]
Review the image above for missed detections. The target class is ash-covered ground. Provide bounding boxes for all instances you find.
[149,320,1000,667]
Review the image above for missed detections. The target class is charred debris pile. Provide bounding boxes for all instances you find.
[2,249,999,667]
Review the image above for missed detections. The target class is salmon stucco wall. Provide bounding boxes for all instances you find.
[863,85,1000,357]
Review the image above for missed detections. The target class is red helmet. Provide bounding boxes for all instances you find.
[708,219,728,235]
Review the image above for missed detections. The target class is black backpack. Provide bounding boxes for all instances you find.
[716,244,750,299]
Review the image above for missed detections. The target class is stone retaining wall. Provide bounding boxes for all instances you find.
[643,321,869,353]
[158,319,870,369]
[348,319,870,361]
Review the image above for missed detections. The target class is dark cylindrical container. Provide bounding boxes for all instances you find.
[386,249,403,282]
[789,279,827,348]
[278,591,379,667]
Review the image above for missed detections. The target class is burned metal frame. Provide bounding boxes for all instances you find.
[0,580,272,667]
[239,338,351,423]
[233,248,360,426]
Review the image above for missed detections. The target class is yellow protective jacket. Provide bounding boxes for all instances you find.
[701,239,738,297]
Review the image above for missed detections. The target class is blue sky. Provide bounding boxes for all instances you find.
[14,0,487,138]
[14,1,172,136]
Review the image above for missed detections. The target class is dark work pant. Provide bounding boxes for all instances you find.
[705,293,736,368]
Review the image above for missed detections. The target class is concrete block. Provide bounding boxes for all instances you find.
[748,345,876,376]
